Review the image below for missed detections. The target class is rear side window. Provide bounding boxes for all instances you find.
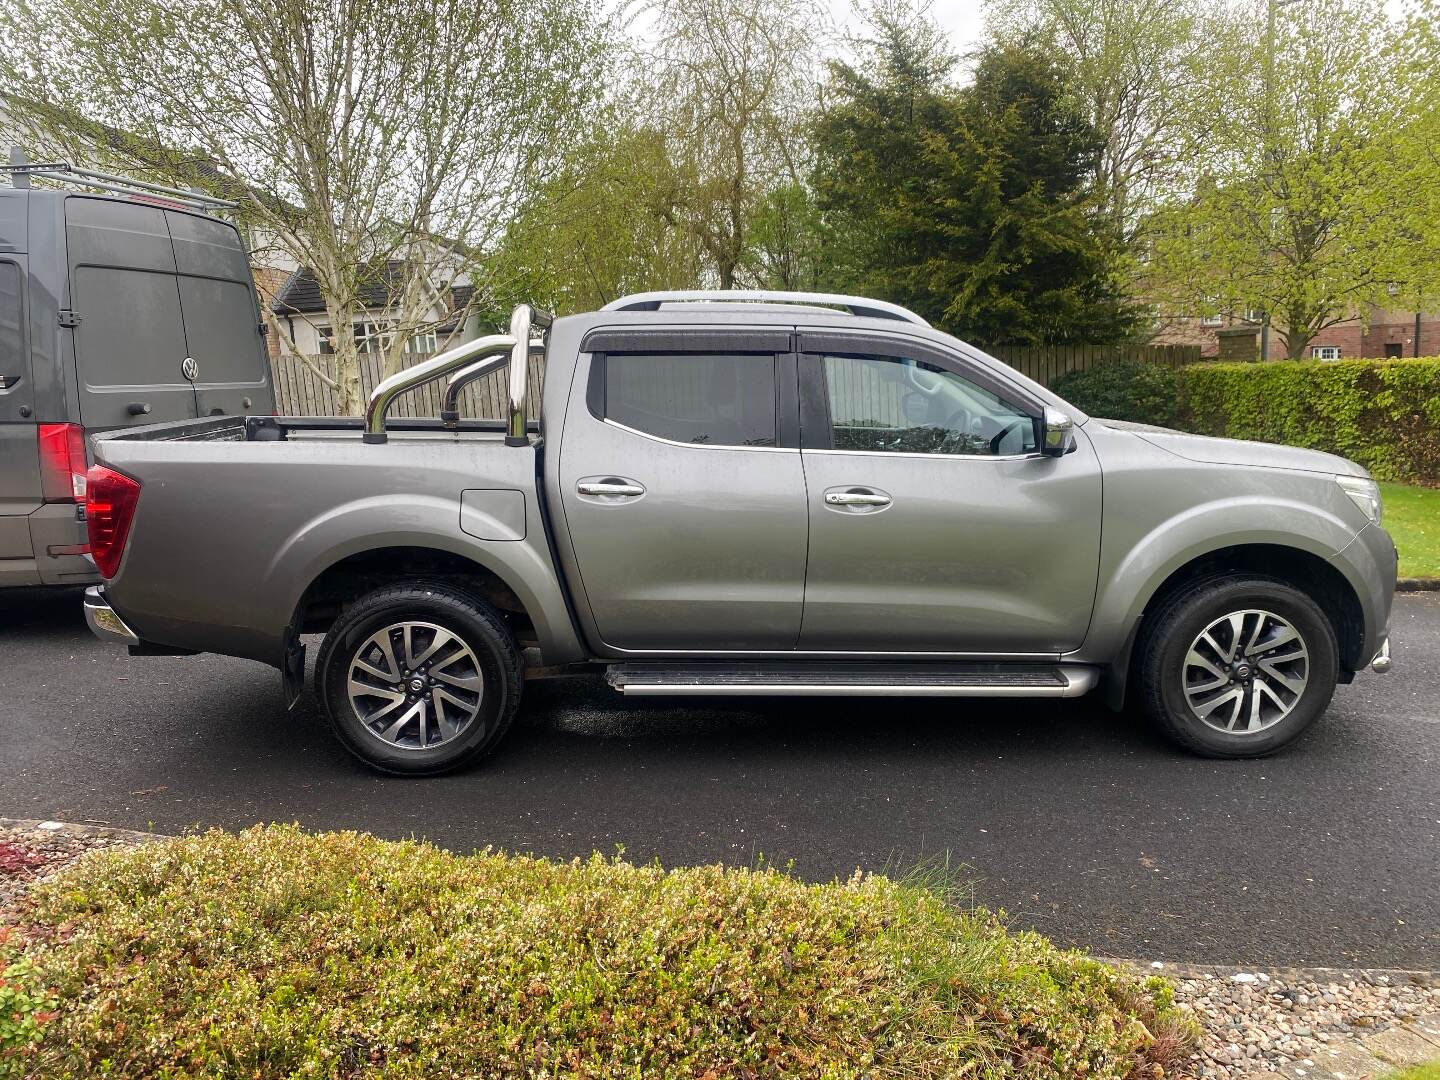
[603,353,777,447]
[0,262,20,371]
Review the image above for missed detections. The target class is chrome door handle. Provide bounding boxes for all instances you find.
[577,481,645,497]
[825,491,891,507]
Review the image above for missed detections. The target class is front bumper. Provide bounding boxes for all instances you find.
[1370,636,1391,674]
[83,586,139,645]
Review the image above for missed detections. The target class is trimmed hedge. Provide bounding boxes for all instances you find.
[7,825,1199,1079]
[1052,358,1440,485]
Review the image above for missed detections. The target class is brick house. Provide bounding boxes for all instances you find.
[1152,303,1439,360]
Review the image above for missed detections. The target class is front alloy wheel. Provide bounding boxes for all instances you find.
[1182,609,1309,735]
[1139,575,1338,758]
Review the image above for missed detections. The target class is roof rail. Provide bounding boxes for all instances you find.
[2,146,236,211]
[601,290,930,327]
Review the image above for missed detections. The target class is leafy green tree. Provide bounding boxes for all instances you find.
[812,9,1142,344]
[985,0,1239,240]
[1146,0,1440,359]
[484,126,704,315]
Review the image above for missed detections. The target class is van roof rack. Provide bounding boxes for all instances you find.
[601,290,930,327]
[3,146,236,212]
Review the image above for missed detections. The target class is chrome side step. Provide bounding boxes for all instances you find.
[606,662,1099,698]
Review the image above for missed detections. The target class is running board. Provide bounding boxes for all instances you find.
[606,662,1099,698]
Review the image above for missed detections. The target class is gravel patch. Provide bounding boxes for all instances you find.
[1136,962,1440,1078]
[0,818,162,924]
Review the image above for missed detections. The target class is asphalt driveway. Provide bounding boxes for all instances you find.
[2,587,1437,968]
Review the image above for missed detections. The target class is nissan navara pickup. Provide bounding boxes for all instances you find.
[81,291,1396,774]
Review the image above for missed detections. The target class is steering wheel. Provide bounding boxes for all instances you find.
[988,419,1028,455]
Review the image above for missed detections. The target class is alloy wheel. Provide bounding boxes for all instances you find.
[1182,609,1309,735]
[346,621,484,750]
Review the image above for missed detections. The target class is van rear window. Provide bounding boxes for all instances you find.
[0,262,20,370]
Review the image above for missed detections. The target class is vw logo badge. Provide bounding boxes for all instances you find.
[181,356,199,381]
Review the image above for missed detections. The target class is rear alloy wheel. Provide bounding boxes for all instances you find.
[1139,576,1338,758]
[317,582,521,775]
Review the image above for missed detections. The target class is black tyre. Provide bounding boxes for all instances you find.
[315,581,522,775]
[1137,574,1338,758]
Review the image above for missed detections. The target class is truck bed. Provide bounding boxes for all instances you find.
[90,412,579,670]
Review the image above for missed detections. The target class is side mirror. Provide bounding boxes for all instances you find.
[1041,407,1075,457]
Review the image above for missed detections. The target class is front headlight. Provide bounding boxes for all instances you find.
[1336,475,1382,525]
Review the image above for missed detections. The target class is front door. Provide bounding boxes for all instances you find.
[557,343,807,651]
[797,337,1102,655]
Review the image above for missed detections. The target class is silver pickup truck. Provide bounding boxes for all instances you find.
[82,291,1396,774]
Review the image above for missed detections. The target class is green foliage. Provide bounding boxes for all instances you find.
[1051,361,1184,427]
[0,933,57,1079]
[811,25,1142,345]
[1052,358,1440,485]
[1143,0,1440,358]
[17,825,1197,1079]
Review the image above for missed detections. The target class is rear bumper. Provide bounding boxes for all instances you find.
[83,586,139,645]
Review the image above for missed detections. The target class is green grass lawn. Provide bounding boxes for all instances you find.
[1380,483,1440,580]
[1384,1062,1440,1080]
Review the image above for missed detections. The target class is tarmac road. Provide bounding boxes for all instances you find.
[3,587,1437,968]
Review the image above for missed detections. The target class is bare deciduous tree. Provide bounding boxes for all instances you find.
[1,0,609,412]
[640,0,824,288]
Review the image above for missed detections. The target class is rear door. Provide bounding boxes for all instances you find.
[556,331,808,651]
[65,197,199,427]
[796,330,1102,655]
[167,210,273,416]
[0,256,38,567]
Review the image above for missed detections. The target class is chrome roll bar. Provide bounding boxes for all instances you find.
[363,333,515,443]
[440,342,544,428]
[506,304,553,446]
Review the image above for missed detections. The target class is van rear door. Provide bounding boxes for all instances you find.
[65,198,199,427]
[0,254,40,577]
[167,211,273,417]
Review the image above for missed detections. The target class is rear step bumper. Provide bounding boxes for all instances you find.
[607,662,1098,698]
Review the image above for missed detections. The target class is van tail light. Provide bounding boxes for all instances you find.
[85,465,142,578]
[38,423,88,502]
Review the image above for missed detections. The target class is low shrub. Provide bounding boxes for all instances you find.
[1051,357,1440,485]
[0,932,57,1080]
[1051,360,1184,428]
[11,825,1198,1079]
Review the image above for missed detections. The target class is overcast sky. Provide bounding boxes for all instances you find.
[824,0,988,54]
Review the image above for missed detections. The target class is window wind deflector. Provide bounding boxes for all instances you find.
[581,328,791,355]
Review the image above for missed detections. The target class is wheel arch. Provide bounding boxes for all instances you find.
[1098,542,1366,709]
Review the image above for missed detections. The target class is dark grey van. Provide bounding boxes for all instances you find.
[0,157,274,588]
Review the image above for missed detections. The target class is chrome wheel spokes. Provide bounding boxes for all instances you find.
[347,621,483,750]
[1182,609,1309,735]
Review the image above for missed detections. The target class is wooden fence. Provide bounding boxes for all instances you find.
[270,352,545,420]
[270,341,1203,417]
[983,344,1201,387]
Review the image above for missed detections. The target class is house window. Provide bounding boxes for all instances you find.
[1384,343,1403,358]
[354,320,393,355]
[1200,313,1223,327]
[1312,346,1342,360]
[317,326,334,355]
[405,329,438,354]
[1244,308,1264,323]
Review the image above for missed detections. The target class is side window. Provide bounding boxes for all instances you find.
[604,353,777,447]
[822,353,1037,456]
[0,262,20,371]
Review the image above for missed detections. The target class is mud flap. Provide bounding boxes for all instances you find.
[282,631,307,710]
